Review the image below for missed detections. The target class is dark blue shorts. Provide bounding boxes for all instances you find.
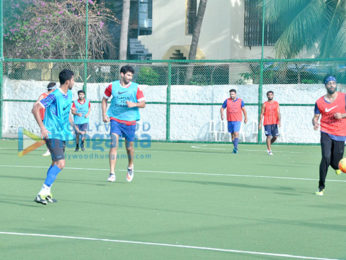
[110,120,136,142]
[45,139,66,161]
[228,121,241,133]
[264,124,279,136]
[75,123,88,133]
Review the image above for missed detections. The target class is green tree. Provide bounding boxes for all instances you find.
[4,0,118,59]
[264,0,346,58]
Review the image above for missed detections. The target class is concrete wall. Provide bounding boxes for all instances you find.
[3,77,345,143]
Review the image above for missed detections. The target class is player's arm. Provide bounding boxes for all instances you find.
[258,104,265,129]
[220,100,227,120]
[102,97,110,123]
[334,113,346,119]
[312,114,320,130]
[241,100,247,124]
[312,103,321,130]
[127,87,146,108]
[242,107,248,124]
[85,101,91,118]
[32,102,49,138]
[277,105,281,127]
[102,84,112,123]
[126,100,146,108]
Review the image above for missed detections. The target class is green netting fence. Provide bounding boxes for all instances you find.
[1,0,346,144]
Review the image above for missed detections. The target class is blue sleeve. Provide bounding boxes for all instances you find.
[40,93,56,108]
[222,100,227,108]
[314,103,321,114]
[241,100,245,108]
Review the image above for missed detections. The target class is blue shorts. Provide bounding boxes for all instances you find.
[264,124,279,136]
[75,123,88,133]
[110,120,136,142]
[228,121,241,133]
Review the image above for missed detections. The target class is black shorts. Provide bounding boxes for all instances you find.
[45,139,66,161]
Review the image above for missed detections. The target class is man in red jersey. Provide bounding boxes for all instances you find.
[35,82,56,157]
[220,89,247,153]
[313,75,346,196]
[259,91,281,155]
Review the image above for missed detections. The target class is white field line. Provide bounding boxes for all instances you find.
[0,164,345,183]
[0,231,341,260]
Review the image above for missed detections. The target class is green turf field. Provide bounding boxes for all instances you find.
[0,139,345,260]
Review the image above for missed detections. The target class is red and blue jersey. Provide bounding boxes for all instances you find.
[315,92,346,138]
[222,98,244,122]
[104,81,145,125]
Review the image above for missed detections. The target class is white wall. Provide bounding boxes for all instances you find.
[139,0,275,60]
[3,77,345,143]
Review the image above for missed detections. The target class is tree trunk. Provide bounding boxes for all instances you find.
[185,0,208,84]
[119,0,130,60]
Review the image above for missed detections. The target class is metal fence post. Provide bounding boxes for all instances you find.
[0,0,3,139]
[166,62,171,141]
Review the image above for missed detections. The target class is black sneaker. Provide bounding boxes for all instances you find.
[34,195,47,205]
[75,147,79,152]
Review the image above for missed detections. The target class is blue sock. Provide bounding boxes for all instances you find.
[44,165,61,187]
[233,138,239,150]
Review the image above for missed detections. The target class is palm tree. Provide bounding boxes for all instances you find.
[119,0,130,60]
[264,0,346,58]
[185,0,208,84]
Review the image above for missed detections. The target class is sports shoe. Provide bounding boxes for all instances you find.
[34,194,47,205]
[107,173,116,182]
[315,189,324,196]
[42,150,51,157]
[74,147,79,152]
[267,150,273,156]
[46,194,57,203]
[232,148,238,154]
[335,169,341,175]
[81,147,85,152]
[126,167,134,182]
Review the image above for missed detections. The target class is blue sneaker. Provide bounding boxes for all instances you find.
[232,148,238,154]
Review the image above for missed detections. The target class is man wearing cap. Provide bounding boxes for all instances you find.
[313,75,346,196]
[35,82,57,156]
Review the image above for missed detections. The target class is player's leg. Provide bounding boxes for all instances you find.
[75,124,80,152]
[108,133,119,182]
[123,124,136,182]
[80,123,88,151]
[271,125,279,145]
[317,133,332,195]
[264,125,272,155]
[330,139,344,175]
[35,139,65,204]
[232,121,241,153]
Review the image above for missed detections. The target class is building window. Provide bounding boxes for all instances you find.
[244,0,282,47]
[186,0,197,35]
[138,0,152,35]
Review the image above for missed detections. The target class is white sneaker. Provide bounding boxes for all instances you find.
[267,150,273,156]
[107,173,116,182]
[42,150,51,157]
[126,167,134,182]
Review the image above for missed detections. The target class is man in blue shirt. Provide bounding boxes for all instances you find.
[72,90,91,152]
[102,65,146,183]
[32,69,75,205]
